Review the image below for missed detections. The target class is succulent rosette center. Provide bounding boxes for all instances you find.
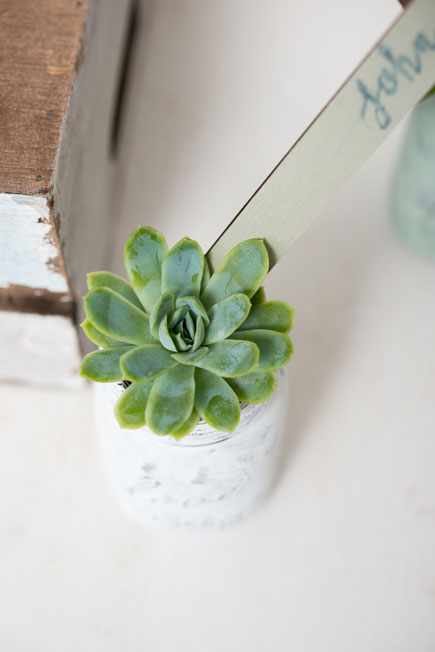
[80,227,295,438]
[150,294,209,354]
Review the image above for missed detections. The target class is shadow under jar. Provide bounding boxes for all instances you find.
[93,369,288,534]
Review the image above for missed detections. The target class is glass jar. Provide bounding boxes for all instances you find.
[93,370,288,534]
[390,90,435,257]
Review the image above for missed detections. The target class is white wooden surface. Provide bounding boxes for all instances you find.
[1,121,435,651]
[0,311,82,389]
[0,193,80,386]
[0,194,68,293]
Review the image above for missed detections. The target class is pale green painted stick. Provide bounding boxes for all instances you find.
[207,0,435,270]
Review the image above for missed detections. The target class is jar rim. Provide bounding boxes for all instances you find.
[105,369,285,447]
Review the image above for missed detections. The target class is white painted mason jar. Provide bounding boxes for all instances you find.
[94,370,288,534]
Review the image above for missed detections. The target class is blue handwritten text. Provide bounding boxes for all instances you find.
[357,28,435,130]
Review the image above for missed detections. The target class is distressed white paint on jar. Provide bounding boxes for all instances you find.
[94,371,288,534]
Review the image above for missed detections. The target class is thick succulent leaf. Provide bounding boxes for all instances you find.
[185,312,195,339]
[174,333,190,351]
[170,409,200,439]
[80,319,123,348]
[172,346,209,365]
[146,365,195,434]
[158,315,177,352]
[124,226,167,313]
[150,292,175,338]
[87,271,143,310]
[201,258,211,293]
[201,239,268,309]
[168,306,186,329]
[237,301,295,333]
[84,288,153,346]
[194,368,240,431]
[226,371,277,404]
[161,237,204,298]
[114,381,155,429]
[232,329,293,371]
[175,296,209,325]
[191,316,205,351]
[205,293,251,344]
[120,344,177,382]
[80,346,133,382]
[250,286,266,305]
[194,340,259,377]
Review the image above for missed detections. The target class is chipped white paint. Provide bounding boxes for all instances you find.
[0,311,83,388]
[0,193,68,292]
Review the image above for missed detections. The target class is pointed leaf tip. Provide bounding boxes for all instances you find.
[226,371,277,404]
[238,301,295,333]
[194,368,240,431]
[232,329,293,371]
[146,365,195,434]
[201,239,268,308]
[162,237,204,298]
[80,346,133,382]
[87,271,143,310]
[124,226,167,313]
[115,381,155,429]
[169,409,200,439]
[81,319,124,348]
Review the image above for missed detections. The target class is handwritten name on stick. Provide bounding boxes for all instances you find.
[358,28,435,129]
[208,0,435,271]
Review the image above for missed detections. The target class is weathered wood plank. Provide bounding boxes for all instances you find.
[0,194,69,293]
[0,311,82,388]
[0,0,88,195]
[0,0,132,384]
[52,0,132,352]
[0,193,73,316]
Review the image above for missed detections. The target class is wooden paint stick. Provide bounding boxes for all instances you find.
[207,0,435,270]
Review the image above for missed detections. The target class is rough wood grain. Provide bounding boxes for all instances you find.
[0,0,131,384]
[0,0,88,195]
[52,0,132,353]
[0,0,86,356]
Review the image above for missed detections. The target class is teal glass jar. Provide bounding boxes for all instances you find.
[391,89,435,258]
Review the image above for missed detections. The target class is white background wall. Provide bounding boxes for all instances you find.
[108,0,401,266]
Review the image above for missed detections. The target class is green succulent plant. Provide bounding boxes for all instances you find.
[80,227,295,437]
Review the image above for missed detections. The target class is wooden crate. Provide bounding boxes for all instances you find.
[0,0,132,386]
